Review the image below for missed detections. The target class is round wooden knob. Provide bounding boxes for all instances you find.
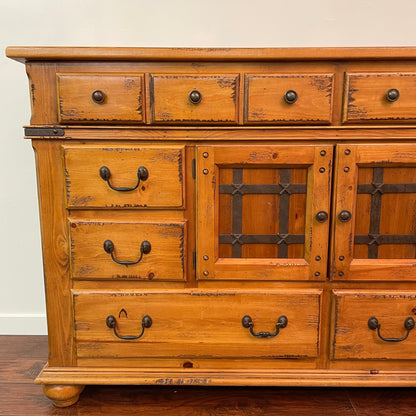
[189,90,202,104]
[92,90,105,104]
[386,88,400,102]
[284,90,298,104]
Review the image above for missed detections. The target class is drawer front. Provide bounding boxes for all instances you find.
[74,290,321,359]
[245,74,333,124]
[70,221,186,281]
[343,72,416,123]
[332,291,416,360]
[150,75,239,123]
[64,146,184,208]
[57,73,144,123]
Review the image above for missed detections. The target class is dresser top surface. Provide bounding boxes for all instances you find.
[6,46,416,63]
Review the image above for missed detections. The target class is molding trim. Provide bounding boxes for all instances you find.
[0,314,47,335]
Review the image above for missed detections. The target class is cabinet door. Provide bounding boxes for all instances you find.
[333,144,416,281]
[197,145,333,281]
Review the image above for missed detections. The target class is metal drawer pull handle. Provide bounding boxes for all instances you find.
[103,239,151,265]
[386,88,400,102]
[284,90,298,104]
[189,89,202,104]
[92,89,106,104]
[368,316,415,342]
[242,315,288,338]
[99,166,149,192]
[106,314,152,340]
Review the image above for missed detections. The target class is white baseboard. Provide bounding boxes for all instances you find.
[0,314,47,335]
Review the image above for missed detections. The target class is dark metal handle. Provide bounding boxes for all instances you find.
[284,90,298,104]
[242,315,288,338]
[338,209,352,222]
[368,316,415,342]
[386,88,400,102]
[92,90,106,104]
[316,211,329,223]
[106,314,152,340]
[103,239,151,265]
[189,89,202,104]
[99,166,148,192]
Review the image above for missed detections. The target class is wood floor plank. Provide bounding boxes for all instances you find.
[0,336,415,415]
[0,335,48,359]
[346,388,416,416]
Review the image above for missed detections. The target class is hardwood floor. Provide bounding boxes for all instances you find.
[1,336,416,415]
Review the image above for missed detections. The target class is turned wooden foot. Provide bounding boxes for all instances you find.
[43,384,85,407]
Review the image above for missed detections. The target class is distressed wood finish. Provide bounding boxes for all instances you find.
[64,146,185,208]
[7,47,416,407]
[332,143,416,281]
[150,75,239,123]
[344,72,416,123]
[74,290,321,359]
[70,221,186,281]
[57,73,145,123]
[197,145,332,281]
[245,74,333,124]
[332,291,416,360]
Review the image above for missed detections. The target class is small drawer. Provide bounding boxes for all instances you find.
[64,146,184,208]
[343,72,416,123]
[332,290,416,360]
[74,290,321,359]
[150,74,239,123]
[57,73,144,123]
[245,74,334,124]
[70,220,186,281]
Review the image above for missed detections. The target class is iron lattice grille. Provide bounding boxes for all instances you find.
[218,168,307,259]
[355,167,416,259]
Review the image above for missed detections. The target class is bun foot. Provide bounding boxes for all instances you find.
[43,384,85,407]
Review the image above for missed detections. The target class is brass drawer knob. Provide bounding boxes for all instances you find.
[284,90,298,104]
[368,316,415,342]
[242,315,288,338]
[103,239,151,265]
[106,314,152,340]
[99,165,148,192]
[92,90,106,104]
[386,88,400,102]
[189,89,202,104]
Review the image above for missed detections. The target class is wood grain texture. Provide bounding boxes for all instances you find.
[332,290,416,360]
[333,144,416,281]
[57,73,144,123]
[32,140,75,367]
[64,145,185,208]
[3,336,416,414]
[73,289,321,359]
[150,75,239,123]
[8,46,416,62]
[344,72,416,123]
[69,220,186,281]
[245,74,333,124]
[8,48,416,406]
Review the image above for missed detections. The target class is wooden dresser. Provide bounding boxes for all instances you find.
[6,47,416,407]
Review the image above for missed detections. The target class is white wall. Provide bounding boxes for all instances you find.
[1,0,416,334]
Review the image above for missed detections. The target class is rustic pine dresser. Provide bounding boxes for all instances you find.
[6,47,416,407]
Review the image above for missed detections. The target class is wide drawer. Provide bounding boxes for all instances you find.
[150,74,239,123]
[57,73,144,123]
[343,72,416,123]
[70,221,186,281]
[245,74,333,124]
[332,290,416,360]
[64,146,185,208]
[74,290,322,359]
